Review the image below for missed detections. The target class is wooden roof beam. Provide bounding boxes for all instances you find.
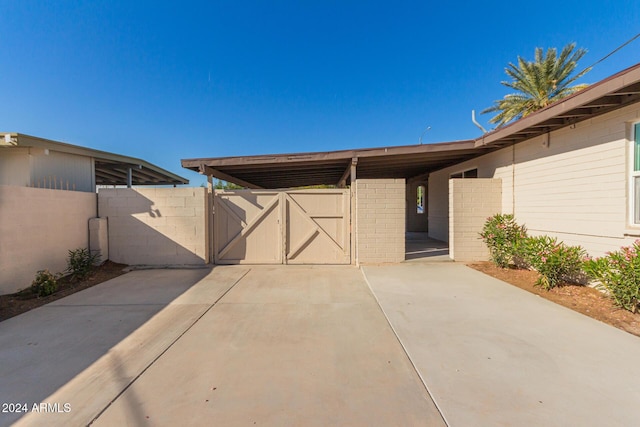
[337,158,357,188]
[199,165,264,189]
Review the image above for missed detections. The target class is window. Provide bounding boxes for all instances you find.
[450,168,478,179]
[417,185,425,214]
[632,123,640,224]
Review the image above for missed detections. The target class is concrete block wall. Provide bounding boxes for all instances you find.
[0,185,97,294]
[356,178,405,263]
[449,178,501,262]
[89,217,108,262]
[98,187,208,265]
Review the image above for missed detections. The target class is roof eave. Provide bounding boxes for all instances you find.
[475,62,640,148]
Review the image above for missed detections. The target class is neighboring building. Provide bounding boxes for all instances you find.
[0,133,189,295]
[0,133,188,192]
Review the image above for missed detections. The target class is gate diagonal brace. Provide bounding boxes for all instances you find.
[287,227,319,259]
[285,194,344,253]
[216,197,248,228]
[218,195,280,259]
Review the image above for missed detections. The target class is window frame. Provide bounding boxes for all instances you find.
[630,122,640,226]
[449,167,478,179]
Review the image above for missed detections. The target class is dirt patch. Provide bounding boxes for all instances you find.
[468,261,640,338]
[0,261,128,323]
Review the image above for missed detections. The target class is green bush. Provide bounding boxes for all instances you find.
[479,214,527,268]
[66,248,101,281]
[583,241,640,313]
[518,235,586,290]
[31,270,59,297]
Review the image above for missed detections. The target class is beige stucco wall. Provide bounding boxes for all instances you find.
[0,185,97,294]
[429,101,640,258]
[449,179,501,262]
[356,178,405,263]
[98,187,208,265]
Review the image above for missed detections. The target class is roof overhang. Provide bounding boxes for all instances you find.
[475,62,640,149]
[1,133,189,186]
[182,140,484,188]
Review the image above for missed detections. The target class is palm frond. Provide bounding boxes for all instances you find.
[483,43,590,127]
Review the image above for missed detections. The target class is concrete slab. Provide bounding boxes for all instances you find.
[363,262,640,427]
[1,267,248,427]
[92,266,445,426]
[405,236,450,262]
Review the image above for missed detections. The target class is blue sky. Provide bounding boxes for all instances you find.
[2,1,639,186]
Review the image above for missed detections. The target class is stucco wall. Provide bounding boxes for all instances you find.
[98,187,208,265]
[429,101,640,258]
[0,186,97,294]
[449,179,501,261]
[356,178,405,263]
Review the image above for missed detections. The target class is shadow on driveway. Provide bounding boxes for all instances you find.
[0,267,246,427]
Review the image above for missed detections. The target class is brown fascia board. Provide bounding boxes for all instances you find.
[475,62,640,148]
[181,139,476,170]
[10,133,189,184]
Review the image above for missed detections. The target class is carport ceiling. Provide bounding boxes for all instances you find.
[181,140,486,188]
[94,159,188,186]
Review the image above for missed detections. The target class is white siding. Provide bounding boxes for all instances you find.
[429,101,640,257]
[31,150,94,192]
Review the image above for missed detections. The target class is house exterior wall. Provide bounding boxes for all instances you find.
[98,187,208,265]
[356,178,405,263]
[429,101,640,258]
[0,186,97,294]
[0,149,31,187]
[0,147,94,192]
[449,179,501,261]
[30,150,94,192]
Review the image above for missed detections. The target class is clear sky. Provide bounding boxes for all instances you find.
[2,1,639,186]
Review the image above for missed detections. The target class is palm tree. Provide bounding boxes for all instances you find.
[483,43,590,127]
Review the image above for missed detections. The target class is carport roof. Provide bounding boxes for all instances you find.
[182,62,640,189]
[1,133,189,186]
[181,140,484,188]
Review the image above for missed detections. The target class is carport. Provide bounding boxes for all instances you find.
[182,141,489,265]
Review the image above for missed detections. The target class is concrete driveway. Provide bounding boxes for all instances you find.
[3,263,640,426]
[0,266,444,427]
[363,262,640,427]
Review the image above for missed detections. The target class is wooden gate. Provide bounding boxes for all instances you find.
[214,189,350,264]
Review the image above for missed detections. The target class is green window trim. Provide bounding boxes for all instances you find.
[635,123,640,171]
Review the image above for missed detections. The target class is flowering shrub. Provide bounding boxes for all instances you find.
[479,214,527,268]
[31,270,59,297]
[583,241,640,313]
[518,235,586,290]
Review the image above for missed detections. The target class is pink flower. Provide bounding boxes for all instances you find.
[541,256,547,262]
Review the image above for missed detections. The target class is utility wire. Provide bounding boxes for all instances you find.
[579,31,640,74]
